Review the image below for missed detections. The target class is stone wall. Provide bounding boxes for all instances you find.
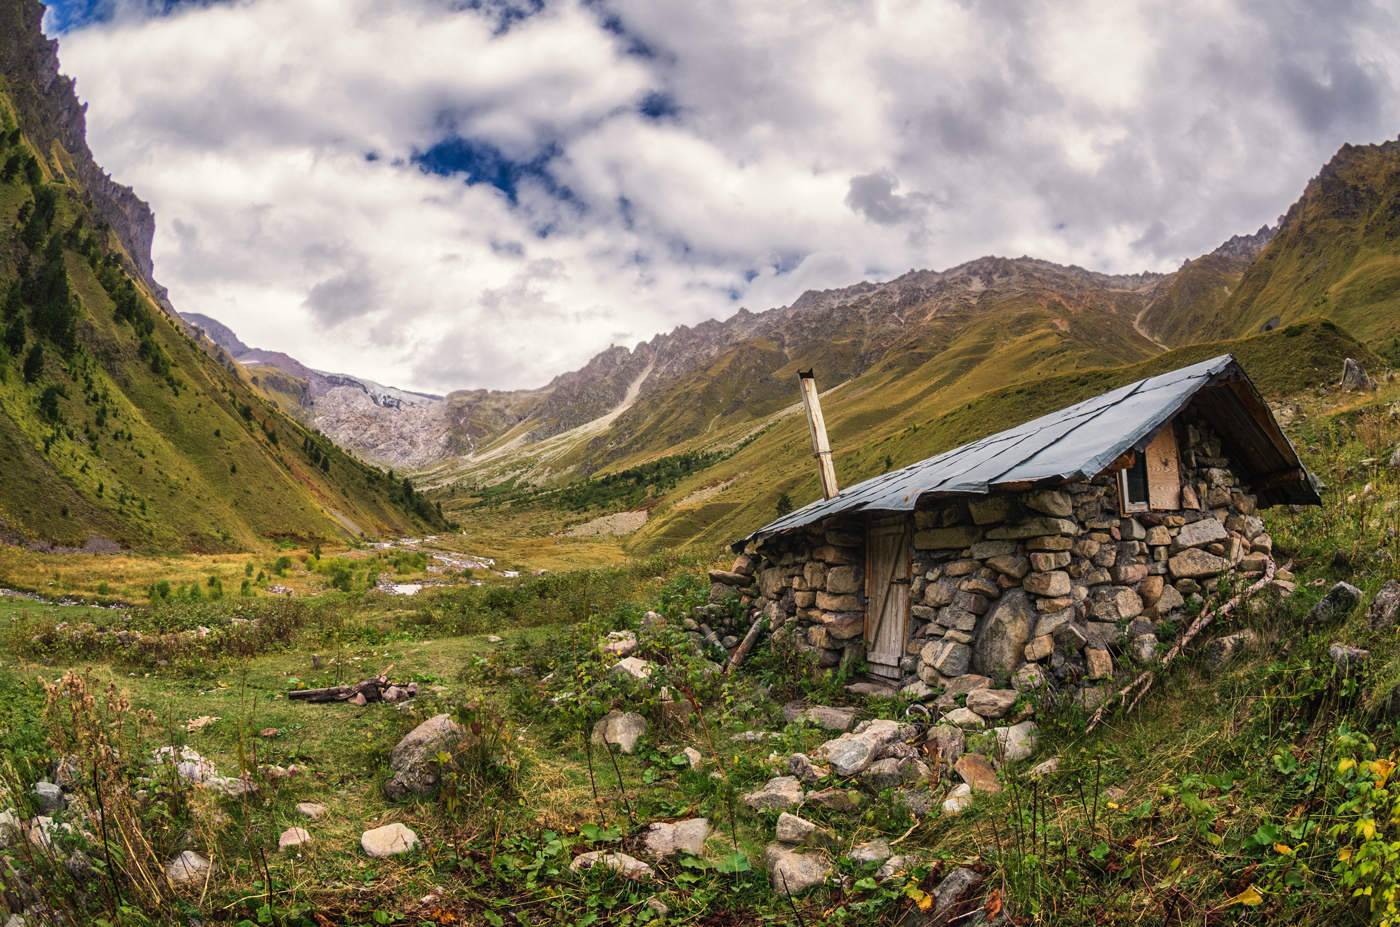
[727,414,1275,722]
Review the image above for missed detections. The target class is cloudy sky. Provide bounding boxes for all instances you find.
[45,0,1400,394]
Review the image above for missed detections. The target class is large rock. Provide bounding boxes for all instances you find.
[1168,548,1231,580]
[925,867,986,925]
[383,714,464,801]
[1369,581,1400,629]
[641,818,709,860]
[964,688,1017,719]
[1202,629,1259,672]
[953,754,1001,793]
[862,756,930,790]
[764,844,831,894]
[774,812,832,847]
[742,776,805,811]
[1309,582,1363,625]
[361,822,418,857]
[994,721,1039,763]
[591,711,647,755]
[571,850,654,880]
[921,639,972,677]
[1341,357,1375,391]
[1171,518,1228,551]
[1024,489,1073,518]
[818,719,905,776]
[166,850,211,886]
[942,783,973,816]
[609,657,655,682]
[1023,571,1071,597]
[601,631,638,658]
[973,589,1034,677]
[782,702,857,732]
[278,827,312,852]
[849,838,892,865]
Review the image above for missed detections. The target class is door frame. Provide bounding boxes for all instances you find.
[864,513,912,676]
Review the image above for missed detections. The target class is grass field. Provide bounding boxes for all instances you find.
[0,374,1397,926]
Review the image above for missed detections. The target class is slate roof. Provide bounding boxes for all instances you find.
[736,354,1320,550]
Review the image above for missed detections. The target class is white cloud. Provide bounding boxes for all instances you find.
[49,0,1400,393]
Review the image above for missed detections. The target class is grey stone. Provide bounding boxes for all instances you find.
[764,844,831,894]
[994,721,1039,763]
[926,724,966,766]
[1012,663,1048,691]
[296,801,327,820]
[1202,629,1259,671]
[848,839,892,865]
[383,714,464,801]
[787,753,830,784]
[1309,582,1363,625]
[783,703,857,732]
[1171,518,1228,551]
[862,756,930,790]
[973,589,1035,677]
[1329,642,1370,671]
[32,782,63,814]
[641,818,709,860]
[1131,633,1158,663]
[876,854,915,881]
[985,517,1077,540]
[965,688,1018,719]
[1369,581,1400,629]
[601,630,638,657]
[1024,489,1073,518]
[942,783,974,816]
[941,707,985,728]
[806,787,863,812]
[1024,571,1072,597]
[1341,357,1375,391]
[742,776,805,811]
[894,786,938,816]
[774,811,831,847]
[922,639,972,677]
[818,719,904,776]
[591,710,648,755]
[571,850,654,880]
[361,822,418,857]
[927,867,986,924]
[166,850,212,886]
[1168,548,1231,580]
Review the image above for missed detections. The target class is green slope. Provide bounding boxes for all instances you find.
[0,87,439,551]
[620,319,1369,554]
[1219,140,1400,362]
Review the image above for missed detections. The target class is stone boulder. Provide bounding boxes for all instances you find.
[953,754,1001,793]
[383,714,464,801]
[973,589,1034,677]
[965,688,1017,719]
[295,801,327,820]
[166,850,211,886]
[1168,548,1231,580]
[601,630,638,658]
[361,822,418,857]
[571,850,654,881]
[741,776,805,811]
[817,718,905,776]
[1329,643,1370,670]
[591,710,647,755]
[1171,518,1228,551]
[609,657,655,683]
[764,844,831,894]
[1202,629,1259,672]
[862,756,930,790]
[926,867,986,925]
[848,839,892,865]
[1368,580,1400,629]
[1309,582,1363,625]
[942,783,973,816]
[994,721,1039,763]
[782,702,857,732]
[774,811,833,847]
[1341,357,1375,391]
[278,827,312,851]
[640,818,709,860]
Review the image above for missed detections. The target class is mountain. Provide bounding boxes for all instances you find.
[1214,139,1400,362]
[0,0,442,551]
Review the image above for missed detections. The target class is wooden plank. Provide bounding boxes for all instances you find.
[1146,422,1182,510]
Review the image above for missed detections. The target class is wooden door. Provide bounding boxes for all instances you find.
[865,514,911,679]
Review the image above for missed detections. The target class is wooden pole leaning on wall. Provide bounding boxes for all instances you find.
[798,369,839,500]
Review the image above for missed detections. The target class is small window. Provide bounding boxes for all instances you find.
[1119,453,1150,513]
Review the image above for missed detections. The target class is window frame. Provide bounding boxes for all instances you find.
[1118,452,1151,514]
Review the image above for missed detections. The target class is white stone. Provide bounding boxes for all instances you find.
[591,710,648,755]
[166,850,212,886]
[609,657,655,682]
[942,783,974,816]
[742,776,805,811]
[764,843,831,894]
[278,827,312,851]
[296,801,327,820]
[995,721,1039,763]
[571,850,654,881]
[360,822,419,857]
[641,818,709,860]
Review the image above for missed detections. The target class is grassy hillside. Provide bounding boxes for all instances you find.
[1220,141,1400,362]
[0,85,440,551]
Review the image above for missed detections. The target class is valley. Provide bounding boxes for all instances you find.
[3,1,1400,925]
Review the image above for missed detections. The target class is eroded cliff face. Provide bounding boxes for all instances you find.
[0,0,161,294]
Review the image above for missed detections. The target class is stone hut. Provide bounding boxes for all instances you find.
[718,355,1320,707]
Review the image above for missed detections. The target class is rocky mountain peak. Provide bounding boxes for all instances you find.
[0,0,161,297]
[1210,224,1276,261]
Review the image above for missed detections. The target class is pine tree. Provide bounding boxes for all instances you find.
[22,342,43,382]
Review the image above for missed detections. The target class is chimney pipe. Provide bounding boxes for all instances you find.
[798,369,839,500]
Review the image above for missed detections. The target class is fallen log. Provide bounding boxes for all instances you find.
[725,614,768,675]
[287,676,417,704]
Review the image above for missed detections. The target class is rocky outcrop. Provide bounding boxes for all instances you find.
[382,714,465,800]
[0,1,159,293]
